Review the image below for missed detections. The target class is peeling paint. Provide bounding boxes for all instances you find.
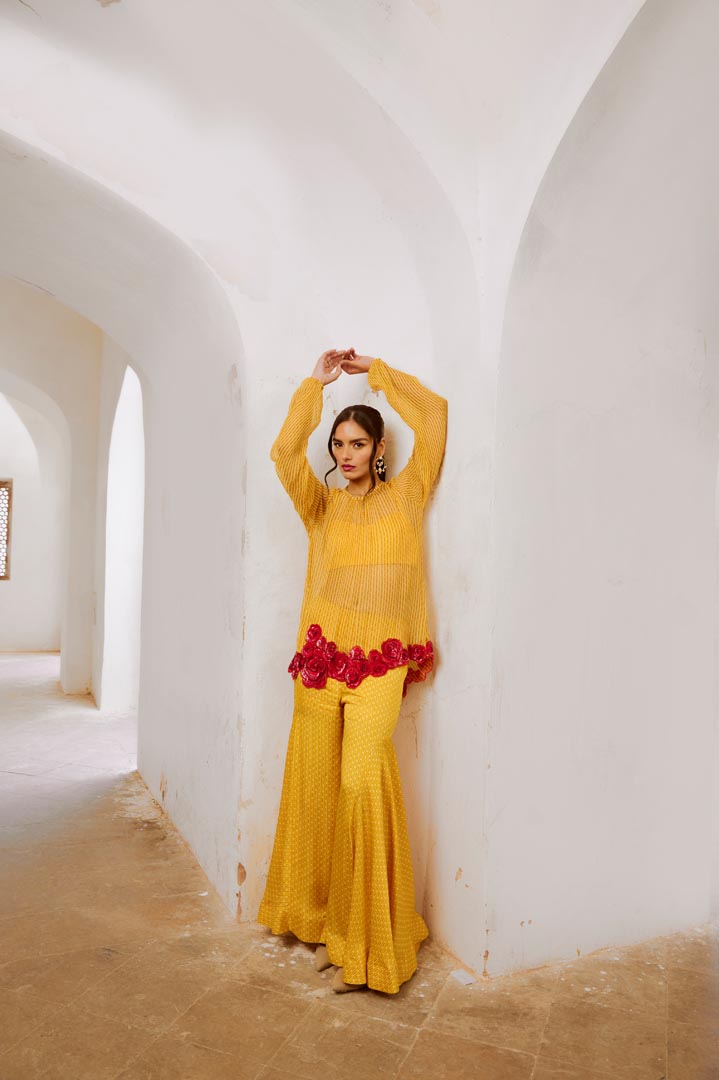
[410,714,418,758]
[411,0,443,24]
[236,859,248,920]
[159,771,167,803]
[455,866,462,882]
[227,363,242,408]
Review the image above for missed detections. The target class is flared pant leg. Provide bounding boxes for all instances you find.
[257,677,343,944]
[256,667,429,994]
[324,667,429,993]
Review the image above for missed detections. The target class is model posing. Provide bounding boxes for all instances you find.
[257,347,448,994]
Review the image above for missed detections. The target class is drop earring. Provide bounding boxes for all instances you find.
[375,455,386,479]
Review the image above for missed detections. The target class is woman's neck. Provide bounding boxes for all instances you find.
[346,475,373,497]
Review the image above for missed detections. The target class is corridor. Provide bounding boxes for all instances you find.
[0,653,716,1079]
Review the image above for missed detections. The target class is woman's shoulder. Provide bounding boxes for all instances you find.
[383,474,424,508]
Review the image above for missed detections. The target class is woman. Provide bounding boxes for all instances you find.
[257,347,447,994]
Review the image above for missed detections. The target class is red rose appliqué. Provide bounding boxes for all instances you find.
[301,653,329,689]
[288,625,434,694]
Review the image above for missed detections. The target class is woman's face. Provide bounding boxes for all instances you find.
[332,419,384,484]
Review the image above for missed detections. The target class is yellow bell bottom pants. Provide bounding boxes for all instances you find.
[256,664,429,994]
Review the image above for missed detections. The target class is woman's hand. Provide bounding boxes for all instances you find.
[340,348,373,375]
[312,349,347,386]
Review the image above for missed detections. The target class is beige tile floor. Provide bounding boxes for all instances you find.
[1,652,717,1079]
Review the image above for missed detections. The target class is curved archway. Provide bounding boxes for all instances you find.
[0,368,71,449]
[492,0,719,970]
[100,363,145,716]
[0,362,72,673]
[0,372,70,660]
[0,129,249,909]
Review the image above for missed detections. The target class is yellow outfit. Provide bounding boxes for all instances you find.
[257,358,447,993]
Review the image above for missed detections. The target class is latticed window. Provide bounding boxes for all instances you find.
[0,480,11,581]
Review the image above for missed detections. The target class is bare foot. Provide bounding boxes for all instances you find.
[315,944,333,972]
[331,966,366,993]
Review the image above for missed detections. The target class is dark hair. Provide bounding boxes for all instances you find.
[324,404,386,491]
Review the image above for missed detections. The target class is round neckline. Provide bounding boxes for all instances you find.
[334,480,391,500]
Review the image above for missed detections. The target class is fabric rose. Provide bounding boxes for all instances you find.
[345,662,364,689]
[329,651,349,679]
[381,638,404,664]
[368,649,388,677]
[301,653,328,689]
[290,624,435,694]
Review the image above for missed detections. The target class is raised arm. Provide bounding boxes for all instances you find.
[270,379,326,529]
[270,349,344,530]
[367,357,448,503]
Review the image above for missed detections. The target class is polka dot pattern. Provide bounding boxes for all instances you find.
[257,666,429,994]
[258,358,446,995]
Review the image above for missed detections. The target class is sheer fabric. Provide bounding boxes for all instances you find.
[270,358,448,679]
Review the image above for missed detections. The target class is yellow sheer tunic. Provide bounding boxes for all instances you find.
[271,358,448,689]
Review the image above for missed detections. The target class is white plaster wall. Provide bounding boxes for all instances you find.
[0,137,247,914]
[1,0,713,983]
[492,0,719,972]
[101,363,144,715]
[92,336,131,706]
[0,393,67,649]
[91,337,144,716]
[237,163,474,922]
[0,2,468,924]
[0,279,101,692]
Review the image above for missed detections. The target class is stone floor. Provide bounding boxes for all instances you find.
[0,653,717,1079]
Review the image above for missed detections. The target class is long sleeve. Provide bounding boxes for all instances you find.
[271,377,328,530]
[368,358,448,504]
